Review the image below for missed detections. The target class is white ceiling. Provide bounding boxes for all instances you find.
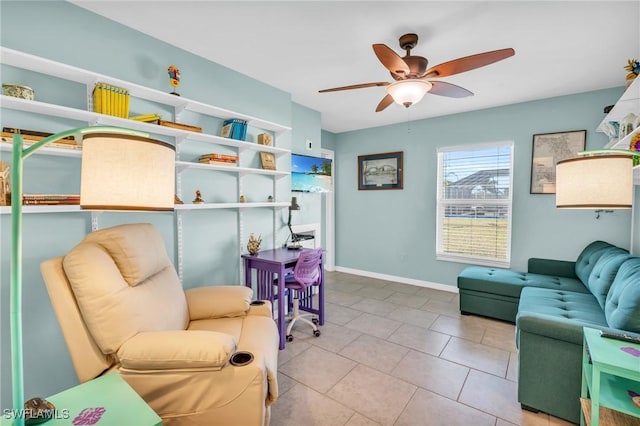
[70,1,640,133]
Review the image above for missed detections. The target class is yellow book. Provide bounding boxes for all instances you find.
[92,83,102,113]
[100,83,107,114]
[123,89,130,118]
[116,87,123,118]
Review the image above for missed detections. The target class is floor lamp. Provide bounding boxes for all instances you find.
[287,196,301,249]
[9,126,175,425]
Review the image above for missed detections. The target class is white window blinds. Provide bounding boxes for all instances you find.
[436,142,514,268]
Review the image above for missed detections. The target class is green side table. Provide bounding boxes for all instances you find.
[581,327,640,426]
[2,373,162,425]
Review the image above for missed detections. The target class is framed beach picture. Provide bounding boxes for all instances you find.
[530,130,586,194]
[358,151,403,190]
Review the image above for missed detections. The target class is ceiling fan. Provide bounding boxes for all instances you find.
[318,33,515,112]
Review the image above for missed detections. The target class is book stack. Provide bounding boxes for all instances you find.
[198,153,239,167]
[1,128,80,150]
[22,194,80,205]
[220,119,247,140]
[93,82,130,118]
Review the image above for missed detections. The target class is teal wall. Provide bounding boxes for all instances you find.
[333,88,632,285]
[0,1,295,407]
[0,0,636,412]
[290,103,323,233]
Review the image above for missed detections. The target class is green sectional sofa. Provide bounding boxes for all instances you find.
[457,241,640,424]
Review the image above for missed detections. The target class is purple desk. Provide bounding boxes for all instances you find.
[242,248,324,349]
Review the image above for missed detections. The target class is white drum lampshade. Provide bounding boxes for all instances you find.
[80,133,175,210]
[556,155,633,209]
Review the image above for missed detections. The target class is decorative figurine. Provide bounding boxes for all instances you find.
[174,194,184,205]
[247,233,262,255]
[168,65,180,96]
[193,190,204,204]
[239,195,246,203]
[267,195,274,202]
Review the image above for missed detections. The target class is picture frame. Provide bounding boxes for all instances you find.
[259,152,276,170]
[530,130,586,194]
[358,151,403,190]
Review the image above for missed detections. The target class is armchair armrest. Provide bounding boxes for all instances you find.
[185,286,252,320]
[528,258,576,278]
[117,330,237,370]
[248,300,273,318]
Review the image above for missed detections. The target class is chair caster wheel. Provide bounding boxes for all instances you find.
[312,318,319,325]
[286,335,294,342]
[314,330,321,337]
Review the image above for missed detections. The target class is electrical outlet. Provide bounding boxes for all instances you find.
[306,139,313,150]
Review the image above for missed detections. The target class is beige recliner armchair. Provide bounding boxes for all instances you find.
[40,223,279,425]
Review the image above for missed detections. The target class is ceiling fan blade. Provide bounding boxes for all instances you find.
[319,82,390,93]
[422,48,515,78]
[372,44,410,76]
[428,81,473,98]
[375,94,394,112]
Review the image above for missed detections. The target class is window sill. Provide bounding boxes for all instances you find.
[437,254,510,269]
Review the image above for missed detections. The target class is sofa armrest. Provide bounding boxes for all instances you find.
[185,286,252,320]
[117,330,237,370]
[528,258,577,278]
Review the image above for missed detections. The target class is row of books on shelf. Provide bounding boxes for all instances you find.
[198,153,238,166]
[220,119,247,141]
[1,128,80,150]
[93,82,130,118]
[22,194,80,205]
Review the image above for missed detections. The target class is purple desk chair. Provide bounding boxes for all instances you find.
[283,248,323,342]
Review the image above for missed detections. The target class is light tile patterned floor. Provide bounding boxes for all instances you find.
[270,271,576,426]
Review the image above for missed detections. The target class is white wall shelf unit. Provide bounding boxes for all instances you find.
[597,77,640,185]
[1,46,292,281]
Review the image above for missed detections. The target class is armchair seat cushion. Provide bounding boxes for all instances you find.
[117,330,236,370]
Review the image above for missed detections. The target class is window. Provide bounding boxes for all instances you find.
[436,142,513,268]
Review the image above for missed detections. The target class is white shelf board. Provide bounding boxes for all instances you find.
[0,205,83,214]
[174,201,289,211]
[1,96,290,156]
[1,46,291,134]
[597,77,640,132]
[175,160,289,177]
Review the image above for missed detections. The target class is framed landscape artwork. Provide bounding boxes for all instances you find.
[530,130,586,194]
[358,151,403,190]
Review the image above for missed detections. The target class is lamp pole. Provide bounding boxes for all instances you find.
[9,126,148,425]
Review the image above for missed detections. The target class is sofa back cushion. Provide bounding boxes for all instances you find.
[585,248,632,310]
[605,257,640,333]
[63,223,189,354]
[575,241,621,285]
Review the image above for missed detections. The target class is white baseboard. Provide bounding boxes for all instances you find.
[333,266,459,294]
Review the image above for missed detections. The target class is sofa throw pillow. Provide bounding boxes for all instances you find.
[605,258,640,333]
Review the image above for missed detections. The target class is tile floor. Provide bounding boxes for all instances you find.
[270,271,575,426]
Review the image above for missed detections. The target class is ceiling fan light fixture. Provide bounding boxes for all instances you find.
[385,80,432,108]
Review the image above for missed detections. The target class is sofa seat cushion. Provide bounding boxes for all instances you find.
[517,287,607,345]
[458,266,589,298]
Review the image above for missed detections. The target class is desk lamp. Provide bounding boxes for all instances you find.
[9,126,175,425]
[287,196,301,250]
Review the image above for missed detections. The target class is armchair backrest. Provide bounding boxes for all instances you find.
[42,223,189,381]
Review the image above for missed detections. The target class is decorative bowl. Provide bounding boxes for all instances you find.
[3,83,34,100]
